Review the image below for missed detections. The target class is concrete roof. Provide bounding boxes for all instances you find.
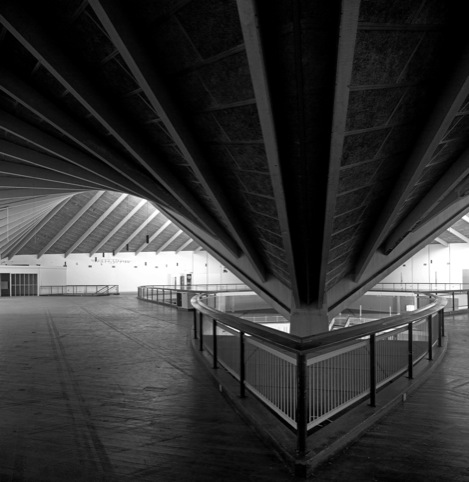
[0,1,468,332]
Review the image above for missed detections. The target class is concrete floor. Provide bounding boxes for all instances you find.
[0,295,294,481]
[2,295,468,481]
[311,312,469,481]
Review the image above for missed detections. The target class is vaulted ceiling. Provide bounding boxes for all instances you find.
[0,1,468,334]
[0,191,198,258]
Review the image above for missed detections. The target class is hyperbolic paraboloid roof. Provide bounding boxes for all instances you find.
[0,0,468,333]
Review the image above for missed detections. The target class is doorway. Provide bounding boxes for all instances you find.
[1,273,10,297]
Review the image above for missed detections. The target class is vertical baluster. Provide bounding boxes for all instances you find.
[438,309,443,347]
[332,355,336,408]
[212,319,218,368]
[313,362,316,422]
[199,312,204,351]
[428,314,433,360]
[240,332,245,397]
[440,308,445,338]
[193,310,198,339]
[324,360,327,415]
[278,357,282,413]
[276,355,279,412]
[320,361,324,418]
[274,354,277,409]
[287,362,293,418]
[408,322,413,379]
[296,353,307,458]
[324,359,328,414]
[369,334,376,407]
[333,357,336,410]
[307,361,311,424]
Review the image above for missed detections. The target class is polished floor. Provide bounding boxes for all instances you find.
[0,295,293,481]
[0,296,468,481]
[312,312,469,481]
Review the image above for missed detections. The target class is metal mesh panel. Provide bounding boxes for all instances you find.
[307,341,369,428]
[412,318,429,361]
[215,323,241,378]
[375,327,408,386]
[245,338,297,427]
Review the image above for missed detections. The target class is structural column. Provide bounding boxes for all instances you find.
[289,307,329,336]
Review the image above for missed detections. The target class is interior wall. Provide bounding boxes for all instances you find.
[380,243,469,285]
[0,265,66,287]
[2,251,242,292]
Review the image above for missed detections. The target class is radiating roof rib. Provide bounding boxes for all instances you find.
[90,0,266,281]
[0,1,467,333]
[0,2,241,256]
[114,208,159,255]
[354,42,469,281]
[135,220,171,255]
[89,199,146,256]
[37,191,105,258]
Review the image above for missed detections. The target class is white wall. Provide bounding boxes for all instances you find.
[380,243,469,285]
[2,251,242,292]
[0,264,66,287]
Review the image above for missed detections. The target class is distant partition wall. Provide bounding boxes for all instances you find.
[11,273,38,296]
[0,273,39,297]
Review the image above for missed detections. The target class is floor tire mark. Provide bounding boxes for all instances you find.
[45,310,116,478]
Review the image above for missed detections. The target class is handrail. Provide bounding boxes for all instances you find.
[191,292,446,354]
[374,282,469,291]
[139,283,249,292]
[191,289,447,467]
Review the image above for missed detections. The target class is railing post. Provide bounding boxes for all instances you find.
[212,319,218,369]
[452,291,455,312]
[427,314,433,361]
[369,334,376,407]
[408,322,413,379]
[296,353,308,458]
[439,308,445,342]
[193,310,198,339]
[416,293,420,309]
[240,331,246,398]
[199,312,204,351]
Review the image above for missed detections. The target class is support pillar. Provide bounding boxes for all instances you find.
[289,306,329,336]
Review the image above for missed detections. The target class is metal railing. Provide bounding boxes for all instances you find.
[137,284,250,309]
[419,290,469,313]
[191,291,446,458]
[374,282,469,291]
[40,285,119,296]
